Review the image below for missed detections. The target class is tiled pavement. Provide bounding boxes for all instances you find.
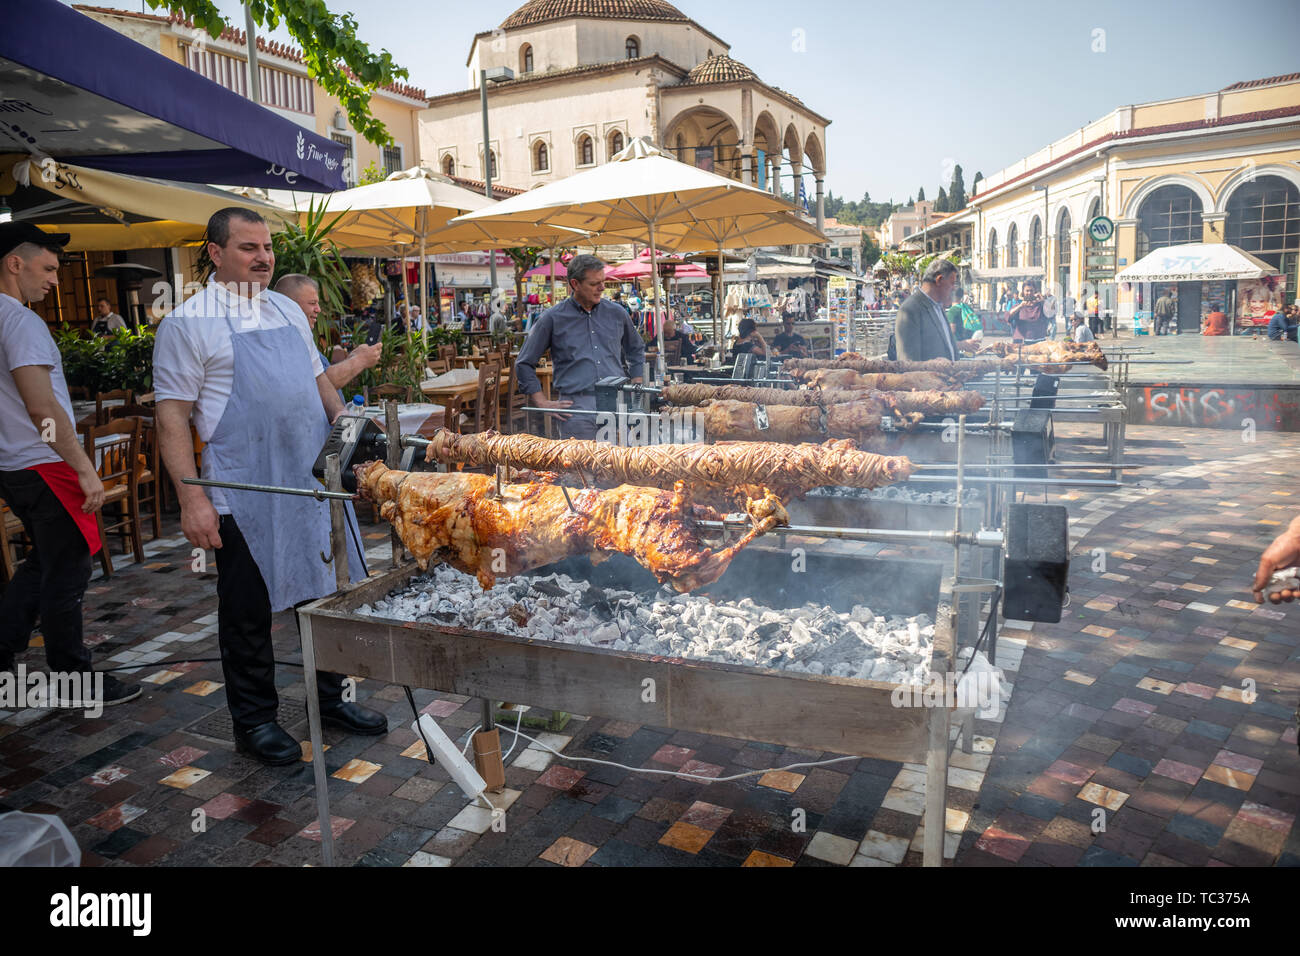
[0,423,1296,867]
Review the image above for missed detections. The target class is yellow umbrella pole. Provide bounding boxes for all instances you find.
[549,247,557,308]
[649,220,664,382]
[419,208,429,349]
[716,242,724,359]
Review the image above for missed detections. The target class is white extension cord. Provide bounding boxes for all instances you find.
[454,718,859,784]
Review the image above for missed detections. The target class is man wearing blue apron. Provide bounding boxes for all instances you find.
[154,208,384,766]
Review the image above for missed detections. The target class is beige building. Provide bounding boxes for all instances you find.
[822,218,864,273]
[876,200,936,250]
[920,72,1300,325]
[421,0,832,231]
[75,5,428,186]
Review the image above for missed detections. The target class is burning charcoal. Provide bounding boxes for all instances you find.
[752,621,785,644]
[530,580,568,598]
[579,586,608,607]
[508,603,530,627]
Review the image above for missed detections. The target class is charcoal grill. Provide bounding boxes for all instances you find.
[298,548,960,866]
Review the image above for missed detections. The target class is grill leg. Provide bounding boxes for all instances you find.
[923,704,948,867]
[299,612,334,867]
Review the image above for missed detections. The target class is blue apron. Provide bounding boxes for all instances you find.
[205,303,366,612]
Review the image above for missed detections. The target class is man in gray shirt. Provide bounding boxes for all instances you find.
[516,254,645,441]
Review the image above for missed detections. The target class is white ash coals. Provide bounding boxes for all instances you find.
[356,564,936,684]
[806,484,979,506]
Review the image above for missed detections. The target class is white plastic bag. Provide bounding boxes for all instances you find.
[954,649,1005,721]
[0,811,81,867]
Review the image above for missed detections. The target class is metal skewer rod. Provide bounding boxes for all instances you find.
[905,475,1121,487]
[182,477,356,500]
[697,518,1004,548]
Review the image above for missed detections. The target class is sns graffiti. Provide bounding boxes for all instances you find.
[1137,385,1300,429]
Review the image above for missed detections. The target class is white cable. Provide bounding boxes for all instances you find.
[503,725,858,782]
[500,710,523,761]
[459,724,481,758]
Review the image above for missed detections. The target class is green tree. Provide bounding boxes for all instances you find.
[357,161,386,185]
[972,171,984,196]
[860,232,883,270]
[935,187,949,213]
[916,186,926,202]
[881,251,917,277]
[949,164,967,210]
[503,246,546,313]
[153,0,409,146]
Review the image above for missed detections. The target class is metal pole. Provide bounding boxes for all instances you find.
[480,71,498,296]
[385,400,401,568]
[298,612,333,866]
[243,3,261,104]
[419,229,429,350]
[325,453,349,592]
[650,220,665,382]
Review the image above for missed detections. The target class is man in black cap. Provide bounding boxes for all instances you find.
[0,223,139,708]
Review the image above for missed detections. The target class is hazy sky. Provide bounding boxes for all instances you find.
[82,1,1299,202]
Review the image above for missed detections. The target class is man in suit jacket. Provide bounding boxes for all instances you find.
[896,258,968,361]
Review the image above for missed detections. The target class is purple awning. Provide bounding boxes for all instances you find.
[0,0,347,191]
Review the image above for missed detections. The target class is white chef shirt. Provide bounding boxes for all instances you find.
[153,280,324,512]
[0,293,76,471]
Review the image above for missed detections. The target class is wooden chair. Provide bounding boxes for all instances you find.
[94,389,135,426]
[366,383,413,404]
[0,501,28,586]
[482,351,506,370]
[464,362,501,434]
[83,417,145,576]
[426,358,450,376]
[438,345,457,366]
[663,338,683,366]
[108,406,162,540]
[498,360,527,435]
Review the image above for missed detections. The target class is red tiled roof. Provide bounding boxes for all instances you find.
[973,104,1300,203]
[427,54,688,106]
[501,0,689,30]
[448,175,525,198]
[1221,73,1300,92]
[72,4,426,101]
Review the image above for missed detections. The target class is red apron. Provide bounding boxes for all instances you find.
[28,461,102,556]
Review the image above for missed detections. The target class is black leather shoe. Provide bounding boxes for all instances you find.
[233,721,301,766]
[319,700,388,736]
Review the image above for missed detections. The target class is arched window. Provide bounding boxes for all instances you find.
[1057,209,1072,267]
[1136,184,1202,258]
[609,130,624,155]
[484,149,497,180]
[988,229,998,268]
[521,44,533,74]
[441,154,455,177]
[626,36,640,59]
[1006,223,1019,268]
[577,135,593,166]
[1225,174,1300,271]
[533,141,548,173]
[1029,216,1042,267]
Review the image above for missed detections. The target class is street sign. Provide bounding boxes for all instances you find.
[1087,252,1116,267]
[1088,216,1115,243]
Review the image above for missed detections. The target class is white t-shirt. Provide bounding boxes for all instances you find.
[1072,324,1095,343]
[153,280,323,512]
[0,293,76,471]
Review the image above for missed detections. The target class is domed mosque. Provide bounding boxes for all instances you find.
[421,0,829,226]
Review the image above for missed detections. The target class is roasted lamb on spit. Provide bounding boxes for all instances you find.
[790,368,961,392]
[695,399,883,443]
[660,382,986,416]
[423,430,916,504]
[973,340,1108,371]
[356,461,787,593]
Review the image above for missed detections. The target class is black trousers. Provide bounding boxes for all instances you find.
[215,514,345,729]
[0,468,93,673]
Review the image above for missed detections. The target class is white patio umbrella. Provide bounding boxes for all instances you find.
[1116,243,1278,336]
[422,220,597,312]
[285,165,496,342]
[1115,242,1277,282]
[449,137,807,378]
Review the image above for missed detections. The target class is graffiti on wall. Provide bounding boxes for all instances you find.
[1133,385,1300,430]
